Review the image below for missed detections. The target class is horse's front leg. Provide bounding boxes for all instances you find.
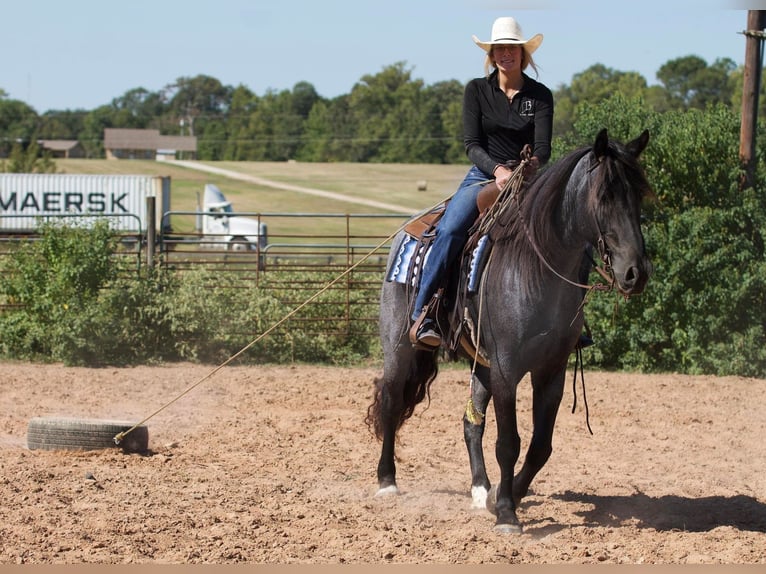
[512,367,566,506]
[463,365,492,509]
[490,374,523,533]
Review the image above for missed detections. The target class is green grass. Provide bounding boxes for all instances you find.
[57,159,470,240]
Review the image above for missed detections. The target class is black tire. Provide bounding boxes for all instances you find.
[26,417,149,453]
[227,236,250,252]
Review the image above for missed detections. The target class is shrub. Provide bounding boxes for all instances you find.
[0,225,379,366]
[0,220,119,362]
[572,96,766,376]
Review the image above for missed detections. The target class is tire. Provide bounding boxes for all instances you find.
[26,417,149,453]
[227,236,250,252]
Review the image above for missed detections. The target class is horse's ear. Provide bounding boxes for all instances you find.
[593,128,609,158]
[627,129,650,157]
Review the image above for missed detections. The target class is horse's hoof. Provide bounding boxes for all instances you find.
[471,485,489,510]
[375,484,399,497]
[494,522,523,535]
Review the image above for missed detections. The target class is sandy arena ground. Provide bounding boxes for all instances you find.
[0,361,764,564]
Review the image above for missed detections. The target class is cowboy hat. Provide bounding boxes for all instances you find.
[472,17,543,54]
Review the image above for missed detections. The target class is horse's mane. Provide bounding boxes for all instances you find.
[489,139,652,294]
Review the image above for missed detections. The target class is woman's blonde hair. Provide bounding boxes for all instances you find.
[484,46,539,78]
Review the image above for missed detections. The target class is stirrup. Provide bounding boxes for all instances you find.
[415,320,442,348]
[409,309,441,349]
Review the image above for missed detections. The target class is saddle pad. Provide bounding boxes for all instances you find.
[388,232,492,292]
[467,235,491,293]
[386,234,432,285]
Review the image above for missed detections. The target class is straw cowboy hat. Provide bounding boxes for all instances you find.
[472,17,543,54]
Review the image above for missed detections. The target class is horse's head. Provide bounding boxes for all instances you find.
[589,129,653,297]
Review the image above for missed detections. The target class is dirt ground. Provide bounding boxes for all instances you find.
[0,360,764,564]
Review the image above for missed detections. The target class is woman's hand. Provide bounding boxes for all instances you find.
[493,164,513,190]
[523,156,540,180]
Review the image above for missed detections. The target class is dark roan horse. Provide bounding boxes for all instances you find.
[366,129,653,533]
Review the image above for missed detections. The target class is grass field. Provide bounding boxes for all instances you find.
[57,159,469,213]
[56,159,470,239]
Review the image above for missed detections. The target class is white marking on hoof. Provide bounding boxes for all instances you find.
[375,485,399,497]
[471,486,488,510]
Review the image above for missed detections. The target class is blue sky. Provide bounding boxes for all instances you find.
[3,0,763,113]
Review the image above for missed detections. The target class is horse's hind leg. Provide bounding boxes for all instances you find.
[368,253,438,497]
[372,376,400,495]
[369,343,438,497]
[512,368,566,506]
[463,365,492,509]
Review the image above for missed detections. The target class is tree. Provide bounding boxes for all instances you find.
[80,105,116,158]
[297,96,353,162]
[163,75,232,136]
[656,55,737,109]
[553,64,648,136]
[0,98,39,156]
[291,81,321,119]
[568,95,766,376]
[223,85,258,160]
[37,109,88,140]
[347,62,414,161]
[425,80,465,163]
[3,140,56,174]
[110,88,166,128]
[237,88,303,161]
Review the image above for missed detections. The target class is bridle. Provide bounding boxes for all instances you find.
[512,153,617,294]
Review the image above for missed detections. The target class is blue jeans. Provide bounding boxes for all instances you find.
[411,165,491,322]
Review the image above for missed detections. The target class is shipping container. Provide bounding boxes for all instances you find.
[0,174,171,233]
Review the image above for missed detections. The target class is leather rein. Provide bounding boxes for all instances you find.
[510,153,617,295]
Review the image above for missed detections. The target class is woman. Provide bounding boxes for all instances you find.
[411,16,554,347]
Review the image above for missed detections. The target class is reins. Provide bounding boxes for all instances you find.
[469,150,615,433]
[571,345,594,435]
[480,150,617,295]
[513,174,615,294]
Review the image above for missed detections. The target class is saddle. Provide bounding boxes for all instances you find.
[399,155,531,363]
[403,202,447,238]
[402,180,501,242]
[398,186,507,364]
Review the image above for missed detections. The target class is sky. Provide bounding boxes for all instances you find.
[3,0,765,114]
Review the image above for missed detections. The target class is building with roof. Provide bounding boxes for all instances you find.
[103,128,197,160]
[39,140,86,159]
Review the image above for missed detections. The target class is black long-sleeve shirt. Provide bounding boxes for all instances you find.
[462,70,554,176]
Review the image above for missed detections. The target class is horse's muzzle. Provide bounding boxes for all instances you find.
[617,258,651,296]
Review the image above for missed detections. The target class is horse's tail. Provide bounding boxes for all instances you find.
[365,350,439,441]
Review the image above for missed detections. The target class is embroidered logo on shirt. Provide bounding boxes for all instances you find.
[520,99,534,117]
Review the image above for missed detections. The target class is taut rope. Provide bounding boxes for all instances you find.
[113,196,453,446]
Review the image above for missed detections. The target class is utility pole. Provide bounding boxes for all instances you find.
[739,10,766,191]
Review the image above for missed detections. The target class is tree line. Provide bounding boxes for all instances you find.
[1,55,761,164]
[1,95,764,375]
[1,55,765,376]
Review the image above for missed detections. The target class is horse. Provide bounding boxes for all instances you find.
[366,128,653,533]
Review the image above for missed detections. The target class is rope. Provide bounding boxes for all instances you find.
[113,195,454,445]
[571,345,594,435]
[463,161,529,421]
[515,189,613,293]
[467,161,527,380]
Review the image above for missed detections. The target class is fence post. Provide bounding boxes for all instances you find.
[146,196,156,269]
